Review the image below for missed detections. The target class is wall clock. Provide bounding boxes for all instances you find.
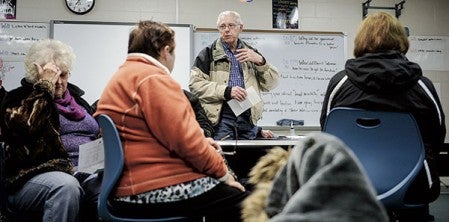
[65,0,95,15]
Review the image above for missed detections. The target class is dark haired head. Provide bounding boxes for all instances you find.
[128,20,175,59]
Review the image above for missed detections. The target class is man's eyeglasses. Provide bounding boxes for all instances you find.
[218,23,240,31]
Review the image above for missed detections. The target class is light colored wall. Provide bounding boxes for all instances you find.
[8,0,449,138]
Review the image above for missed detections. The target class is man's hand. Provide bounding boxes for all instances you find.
[235,48,265,65]
[230,86,247,102]
[261,129,275,138]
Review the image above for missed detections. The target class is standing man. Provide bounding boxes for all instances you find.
[190,10,279,140]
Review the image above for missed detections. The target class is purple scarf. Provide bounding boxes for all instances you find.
[54,90,86,121]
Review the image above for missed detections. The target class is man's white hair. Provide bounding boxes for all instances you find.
[216,11,243,26]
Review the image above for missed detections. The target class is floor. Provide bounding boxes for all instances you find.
[429,178,449,222]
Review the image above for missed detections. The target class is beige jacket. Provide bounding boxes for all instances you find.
[189,39,279,125]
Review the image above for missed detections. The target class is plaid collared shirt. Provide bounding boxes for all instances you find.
[222,40,245,88]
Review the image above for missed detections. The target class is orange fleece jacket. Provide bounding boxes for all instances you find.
[95,53,227,197]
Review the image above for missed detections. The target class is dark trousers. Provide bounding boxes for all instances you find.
[111,183,249,222]
[75,171,103,221]
[213,105,259,140]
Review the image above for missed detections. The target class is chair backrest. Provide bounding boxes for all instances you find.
[96,114,187,222]
[96,114,125,221]
[323,107,425,209]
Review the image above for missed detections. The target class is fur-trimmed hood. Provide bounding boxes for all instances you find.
[241,133,388,222]
[242,147,290,222]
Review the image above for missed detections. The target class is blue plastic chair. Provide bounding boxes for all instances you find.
[323,107,425,209]
[96,114,187,222]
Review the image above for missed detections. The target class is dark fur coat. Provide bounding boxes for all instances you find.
[0,79,93,193]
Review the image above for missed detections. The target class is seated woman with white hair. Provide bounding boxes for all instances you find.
[0,39,101,221]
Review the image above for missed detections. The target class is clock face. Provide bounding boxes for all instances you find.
[65,0,95,15]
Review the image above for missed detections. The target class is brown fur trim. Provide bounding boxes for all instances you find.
[241,147,290,222]
[248,146,290,185]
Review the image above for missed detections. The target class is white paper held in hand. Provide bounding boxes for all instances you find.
[78,137,104,174]
[227,86,262,116]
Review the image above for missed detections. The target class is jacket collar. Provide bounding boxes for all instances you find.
[127,53,170,75]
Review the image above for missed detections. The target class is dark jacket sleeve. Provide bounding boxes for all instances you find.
[184,90,215,138]
[320,71,347,128]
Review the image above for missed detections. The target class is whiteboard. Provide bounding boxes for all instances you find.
[407,35,449,71]
[194,30,347,126]
[0,21,50,91]
[51,21,193,104]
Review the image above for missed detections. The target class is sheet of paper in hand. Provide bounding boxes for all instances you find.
[78,138,104,174]
[227,86,262,116]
